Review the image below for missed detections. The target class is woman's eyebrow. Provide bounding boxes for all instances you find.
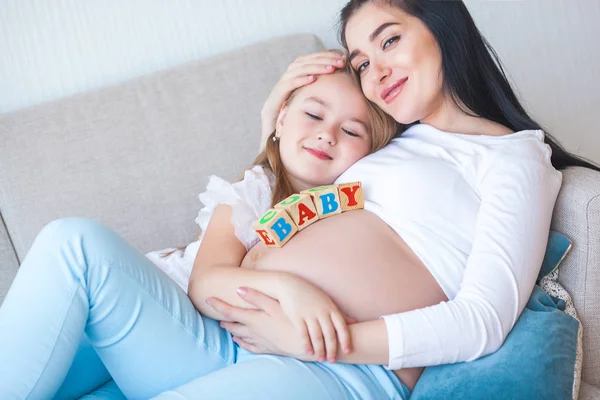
[348,22,401,64]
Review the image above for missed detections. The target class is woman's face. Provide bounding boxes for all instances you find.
[276,73,372,191]
[345,2,445,125]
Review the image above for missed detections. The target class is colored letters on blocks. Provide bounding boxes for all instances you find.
[301,185,342,219]
[338,181,364,211]
[275,193,319,231]
[253,181,365,247]
[252,208,298,248]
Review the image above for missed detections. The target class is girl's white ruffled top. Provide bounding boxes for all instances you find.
[145,166,274,292]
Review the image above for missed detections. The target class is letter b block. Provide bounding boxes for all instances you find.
[275,193,319,231]
[301,185,342,219]
[253,208,298,247]
[338,182,364,211]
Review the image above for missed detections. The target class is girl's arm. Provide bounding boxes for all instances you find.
[187,204,294,321]
[188,204,354,361]
[224,287,390,364]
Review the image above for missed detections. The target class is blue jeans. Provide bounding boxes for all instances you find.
[0,218,409,400]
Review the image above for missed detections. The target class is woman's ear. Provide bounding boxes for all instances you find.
[275,102,288,139]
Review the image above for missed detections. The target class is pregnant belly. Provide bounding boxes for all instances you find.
[241,210,447,390]
[242,210,446,321]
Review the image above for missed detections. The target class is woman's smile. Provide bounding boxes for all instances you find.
[381,77,408,104]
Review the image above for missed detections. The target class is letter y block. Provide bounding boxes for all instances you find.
[338,182,364,211]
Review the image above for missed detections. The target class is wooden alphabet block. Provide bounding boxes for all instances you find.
[275,193,319,231]
[337,181,364,211]
[301,185,342,219]
[253,208,298,247]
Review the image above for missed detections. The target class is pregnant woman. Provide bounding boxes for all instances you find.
[192,0,599,395]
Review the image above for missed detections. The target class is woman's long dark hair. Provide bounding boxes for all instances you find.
[339,0,599,171]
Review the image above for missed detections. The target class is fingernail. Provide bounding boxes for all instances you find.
[205,299,212,306]
[236,287,247,296]
[336,59,344,66]
[326,65,334,71]
[307,75,314,81]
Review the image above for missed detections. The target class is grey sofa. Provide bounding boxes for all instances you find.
[0,34,598,398]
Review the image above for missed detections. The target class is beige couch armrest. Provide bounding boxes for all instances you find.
[552,166,600,387]
[578,381,600,400]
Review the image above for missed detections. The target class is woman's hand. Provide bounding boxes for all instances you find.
[206,284,355,363]
[260,51,347,146]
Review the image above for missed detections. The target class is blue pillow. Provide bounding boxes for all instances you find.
[410,232,576,400]
[410,286,578,399]
[538,230,572,281]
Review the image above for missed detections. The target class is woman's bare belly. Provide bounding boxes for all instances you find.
[240,210,447,390]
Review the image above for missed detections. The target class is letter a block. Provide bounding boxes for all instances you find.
[253,208,298,247]
[275,193,319,231]
[301,185,342,219]
[337,182,364,211]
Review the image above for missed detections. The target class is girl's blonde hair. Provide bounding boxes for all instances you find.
[255,62,398,207]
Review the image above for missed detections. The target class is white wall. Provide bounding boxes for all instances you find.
[1,0,599,163]
[0,0,347,113]
[464,0,600,163]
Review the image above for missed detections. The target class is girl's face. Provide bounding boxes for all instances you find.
[276,73,372,191]
[345,3,445,125]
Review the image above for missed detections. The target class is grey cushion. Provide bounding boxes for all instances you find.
[0,33,324,268]
[0,213,18,305]
[553,166,600,387]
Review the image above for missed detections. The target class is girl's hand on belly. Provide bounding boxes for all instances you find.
[275,274,354,363]
[212,284,354,363]
[212,288,318,361]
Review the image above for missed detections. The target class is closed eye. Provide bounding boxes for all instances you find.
[342,128,359,137]
[305,112,322,121]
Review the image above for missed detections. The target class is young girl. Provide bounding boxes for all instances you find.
[146,66,396,301]
[144,65,397,359]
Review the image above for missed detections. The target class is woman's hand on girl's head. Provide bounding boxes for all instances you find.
[207,284,355,363]
[260,51,347,148]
